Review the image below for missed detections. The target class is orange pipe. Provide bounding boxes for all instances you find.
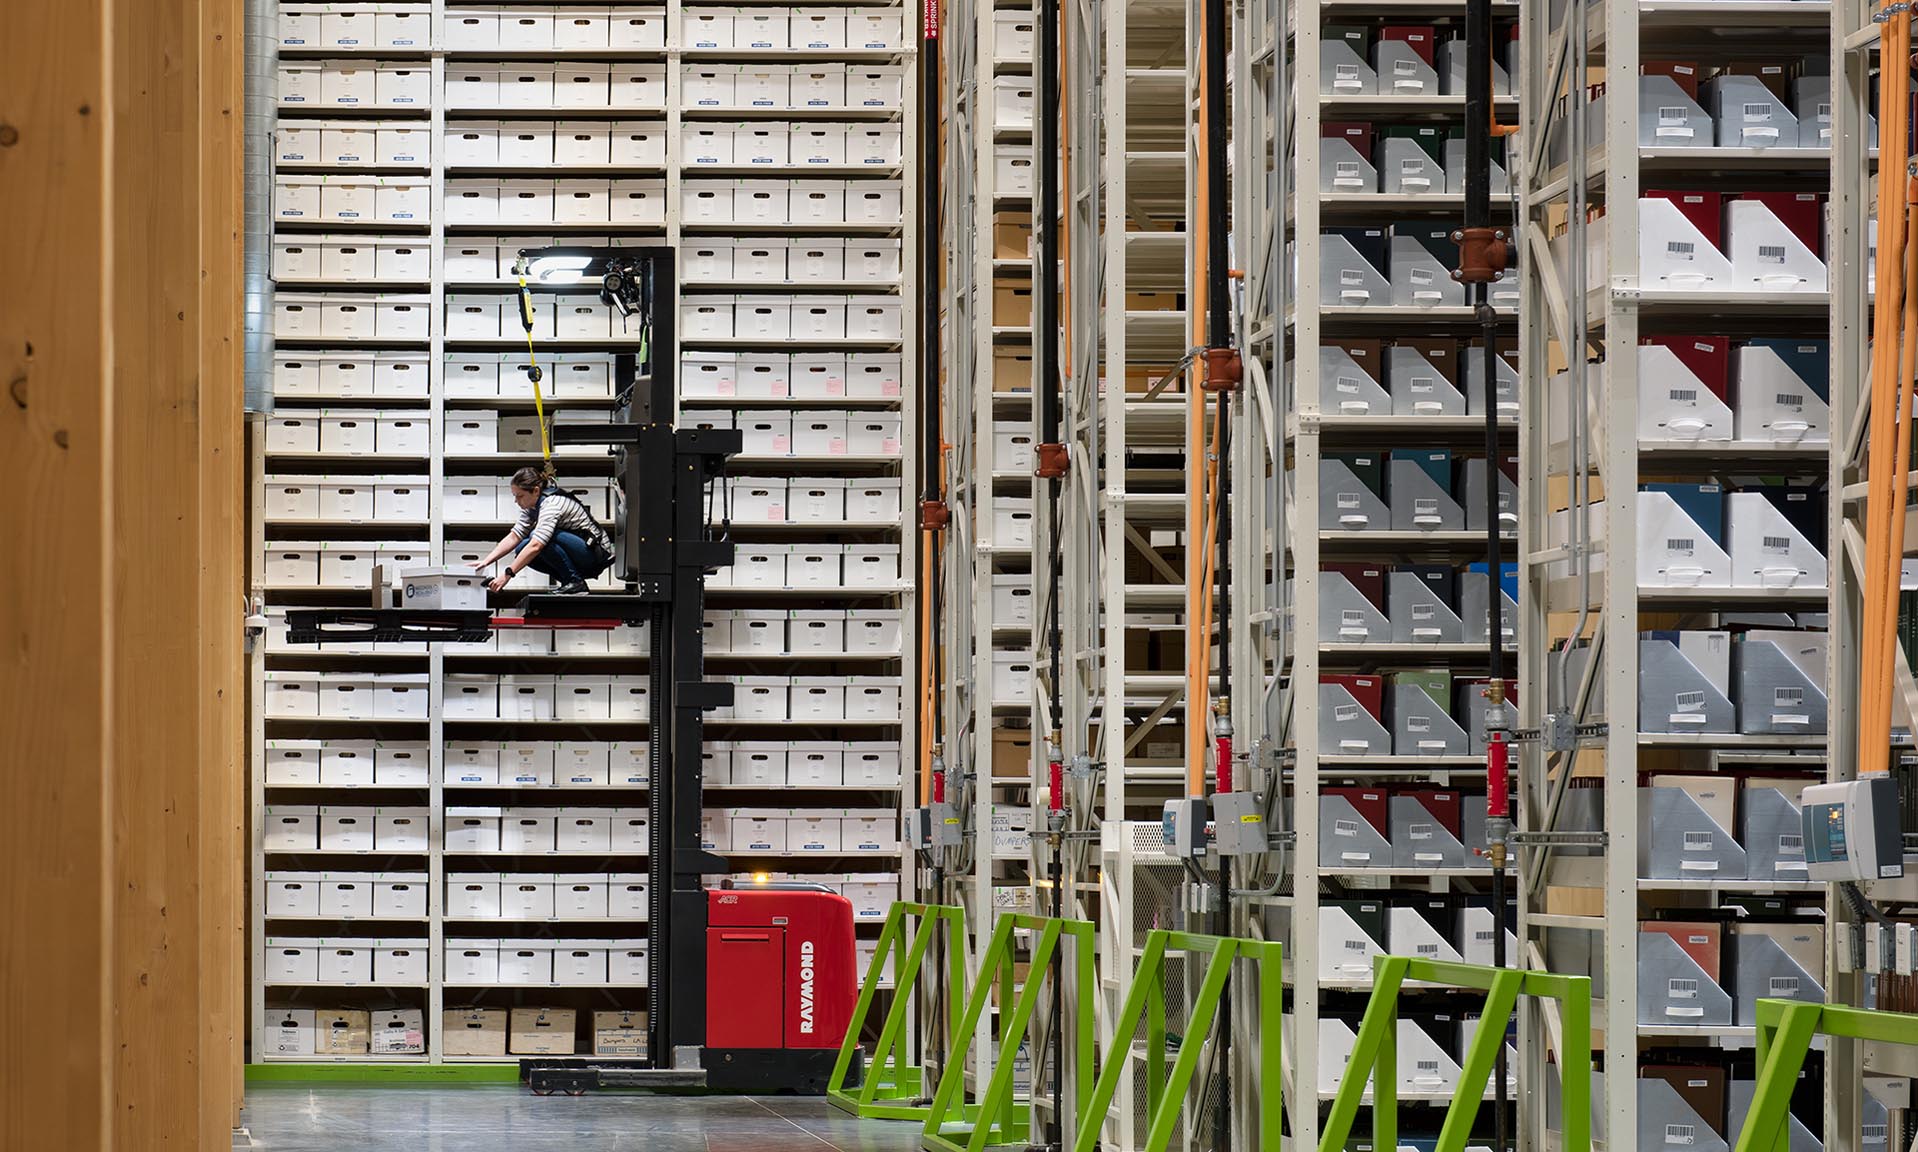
[1876,190,1918,711]
[1186,8,1215,797]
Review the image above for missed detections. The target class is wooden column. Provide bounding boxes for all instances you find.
[2,0,247,1145]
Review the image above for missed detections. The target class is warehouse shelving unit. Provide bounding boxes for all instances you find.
[251,0,918,1065]
[1518,0,1838,1147]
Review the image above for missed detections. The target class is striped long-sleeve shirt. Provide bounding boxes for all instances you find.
[514,489,611,550]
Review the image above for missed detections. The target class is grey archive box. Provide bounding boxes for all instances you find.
[1392,680,1470,756]
[1388,569,1464,643]
[1379,135,1447,196]
[1321,793,1392,868]
[1441,138,1507,196]
[1322,570,1390,644]
[1321,344,1392,415]
[1438,39,1509,97]
[1638,930,1734,1026]
[1320,457,1389,531]
[1707,73,1799,148]
[1464,346,1520,418]
[1639,786,1749,880]
[1732,932,1824,1025]
[1320,680,1392,755]
[1390,794,1467,868]
[1389,227,1468,308]
[1390,344,1466,416]
[1640,73,1715,148]
[1638,634,1736,734]
[1459,458,1518,536]
[1321,35,1376,95]
[1374,35,1439,97]
[1742,787,1811,881]
[1734,629,1828,735]
[1459,569,1518,647]
[1320,135,1378,194]
[1730,1082,1822,1152]
[1639,1077,1731,1152]
[1389,452,1465,532]
[1320,229,1391,307]
[1793,75,1832,148]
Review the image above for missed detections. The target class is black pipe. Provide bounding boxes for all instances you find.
[1203,0,1229,348]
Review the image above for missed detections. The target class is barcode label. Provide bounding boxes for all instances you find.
[1669,388,1698,401]
[1401,158,1425,174]
[1342,269,1364,285]
[1818,102,1832,120]
[1410,267,1434,285]
[1667,1124,1698,1146]
[1415,498,1438,514]
[1864,1126,1887,1143]
[1779,833,1805,853]
[1763,535,1791,552]
[1417,943,1440,956]
[1669,978,1698,999]
[1666,537,1695,553]
[1684,831,1716,851]
[1413,605,1435,620]
[1659,106,1687,124]
[1410,823,1433,841]
[1342,609,1365,626]
[1776,687,1805,705]
[1668,241,1696,258]
[1336,161,1359,177]
[1395,59,1418,75]
[1345,939,1369,952]
[1408,715,1431,733]
[1338,493,1361,509]
[1676,690,1706,710]
[1417,1060,1440,1073]
[1476,929,1495,943]
[1334,819,1360,838]
[1336,64,1358,79]
[1759,244,1787,263]
[1742,102,1773,120]
[1770,977,1801,996]
[1411,379,1434,392]
[1335,704,1359,722]
[1776,392,1804,406]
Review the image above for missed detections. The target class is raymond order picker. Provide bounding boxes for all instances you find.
[284,246,861,1094]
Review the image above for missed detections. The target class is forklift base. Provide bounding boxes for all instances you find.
[523,1062,707,1095]
[701,1046,859,1095]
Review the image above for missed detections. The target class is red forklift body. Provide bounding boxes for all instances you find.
[706,887,858,1050]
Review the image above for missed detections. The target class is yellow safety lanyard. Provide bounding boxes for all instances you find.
[513,267,555,474]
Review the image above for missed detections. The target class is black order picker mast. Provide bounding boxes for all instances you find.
[1448,2,1517,1148]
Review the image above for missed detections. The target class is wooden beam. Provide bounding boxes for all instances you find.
[0,1,114,1145]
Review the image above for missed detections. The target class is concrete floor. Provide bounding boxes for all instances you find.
[239,1087,932,1152]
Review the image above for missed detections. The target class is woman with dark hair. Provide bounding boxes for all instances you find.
[471,466,614,594]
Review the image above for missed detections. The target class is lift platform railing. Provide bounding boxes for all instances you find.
[1738,1000,1918,1152]
[828,902,969,1119]
[1316,956,1592,1152]
[921,913,1097,1152]
[1071,931,1284,1152]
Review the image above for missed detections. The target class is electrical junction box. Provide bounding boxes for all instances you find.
[1162,797,1210,858]
[1802,777,1905,880]
[931,800,964,847]
[1212,791,1267,856]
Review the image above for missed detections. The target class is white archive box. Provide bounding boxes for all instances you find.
[846,680,902,720]
[994,10,1036,59]
[848,7,905,48]
[844,742,901,786]
[444,672,500,719]
[280,65,323,106]
[732,811,790,853]
[683,8,734,48]
[682,181,735,224]
[793,64,848,108]
[792,352,848,398]
[700,810,731,851]
[320,64,378,107]
[736,353,792,398]
[703,610,737,653]
[790,813,841,852]
[556,677,614,723]
[501,810,559,854]
[445,183,502,225]
[732,544,790,588]
[682,297,735,339]
[791,677,847,721]
[733,743,789,785]
[733,609,787,654]
[789,477,847,522]
[790,296,848,340]
[996,144,1035,196]
[735,9,790,48]
[554,181,613,225]
[554,7,612,48]
[447,876,501,918]
[735,241,789,282]
[994,496,1034,547]
[791,609,847,654]
[844,543,900,586]
[553,64,613,109]
[733,675,794,721]
[267,872,323,917]
[611,809,649,852]
[609,939,650,984]
[443,939,500,984]
[374,873,428,918]
[736,66,791,109]
[264,805,321,851]
[792,412,848,455]
[554,741,611,788]
[846,296,903,341]
[735,179,789,224]
[319,874,376,919]
[684,244,735,280]
[497,939,555,984]
[843,874,894,919]
[736,295,794,341]
[500,180,557,222]
[612,63,668,109]
[556,808,615,853]
[846,182,903,223]
[736,409,793,455]
[847,478,901,521]
[265,938,322,983]
[847,352,903,397]
[609,675,650,720]
[611,9,667,48]
[445,808,503,852]
[266,739,323,785]
[377,808,429,851]
[993,649,1034,704]
[847,609,903,654]
[843,813,900,852]
[787,741,843,784]
[447,68,502,108]
[499,674,558,721]
[791,7,848,48]
[320,805,376,852]
[701,741,735,784]
[789,182,845,224]
[684,66,738,108]
[686,125,736,166]
[376,743,430,786]
[994,76,1035,129]
[375,65,430,109]
[375,939,429,984]
[445,7,501,49]
[847,124,903,166]
[554,942,609,983]
[496,66,557,110]
[612,124,667,165]
[321,740,375,786]
[609,873,650,917]
[846,239,902,281]
[555,874,610,918]
[791,125,848,166]
[734,478,789,522]
[501,742,557,786]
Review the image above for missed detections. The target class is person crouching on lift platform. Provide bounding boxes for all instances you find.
[472,466,615,595]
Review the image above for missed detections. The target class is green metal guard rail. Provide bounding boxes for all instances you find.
[1316,956,1592,1152]
[1071,931,1285,1152]
[1738,1000,1918,1152]
[827,902,969,1120]
[921,914,1098,1152]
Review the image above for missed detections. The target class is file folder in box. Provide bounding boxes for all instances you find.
[1640,190,1735,289]
[1638,483,1731,587]
[1390,338,1466,416]
[1741,786,1811,881]
[1639,335,1734,442]
[1707,73,1799,148]
[1460,562,1518,647]
[1639,1077,1731,1152]
[1727,486,1826,590]
[1377,126,1447,196]
[1639,786,1747,879]
[1322,563,1390,644]
[1320,674,1391,755]
[1442,135,1507,196]
[1389,449,1463,532]
[1640,66,1713,147]
[1459,455,1518,536]
[1320,900,1387,978]
[1388,897,1463,960]
[1735,337,1830,444]
[1375,25,1439,96]
[1638,633,1735,734]
[1321,786,1391,868]
[1393,670,1469,756]
[1321,26,1376,95]
[1638,928,1734,1025]
[1464,342,1519,418]
[1731,932,1823,1024]
[1321,227,1390,307]
[1730,1081,1821,1152]
[1727,192,1826,292]
[1388,564,1464,644]
[1321,341,1391,415]
[1321,454,1388,531]
[1792,75,1833,147]
[1320,122,1377,193]
[1389,224,1466,308]
[1733,629,1827,735]
[1390,792,1467,870]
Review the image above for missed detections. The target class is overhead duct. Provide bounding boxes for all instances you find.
[243,0,278,413]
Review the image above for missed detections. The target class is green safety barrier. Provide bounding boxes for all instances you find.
[1317,956,1592,1152]
[828,902,969,1120]
[1737,1000,1918,1152]
[1072,930,1285,1152]
[922,913,1098,1152]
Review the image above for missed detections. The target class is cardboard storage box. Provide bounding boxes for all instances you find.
[594,1010,648,1056]
[314,1010,372,1055]
[442,1008,508,1057]
[510,1007,579,1054]
[371,1008,426,1055]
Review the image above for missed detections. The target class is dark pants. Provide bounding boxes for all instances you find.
[516,531,610,585]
